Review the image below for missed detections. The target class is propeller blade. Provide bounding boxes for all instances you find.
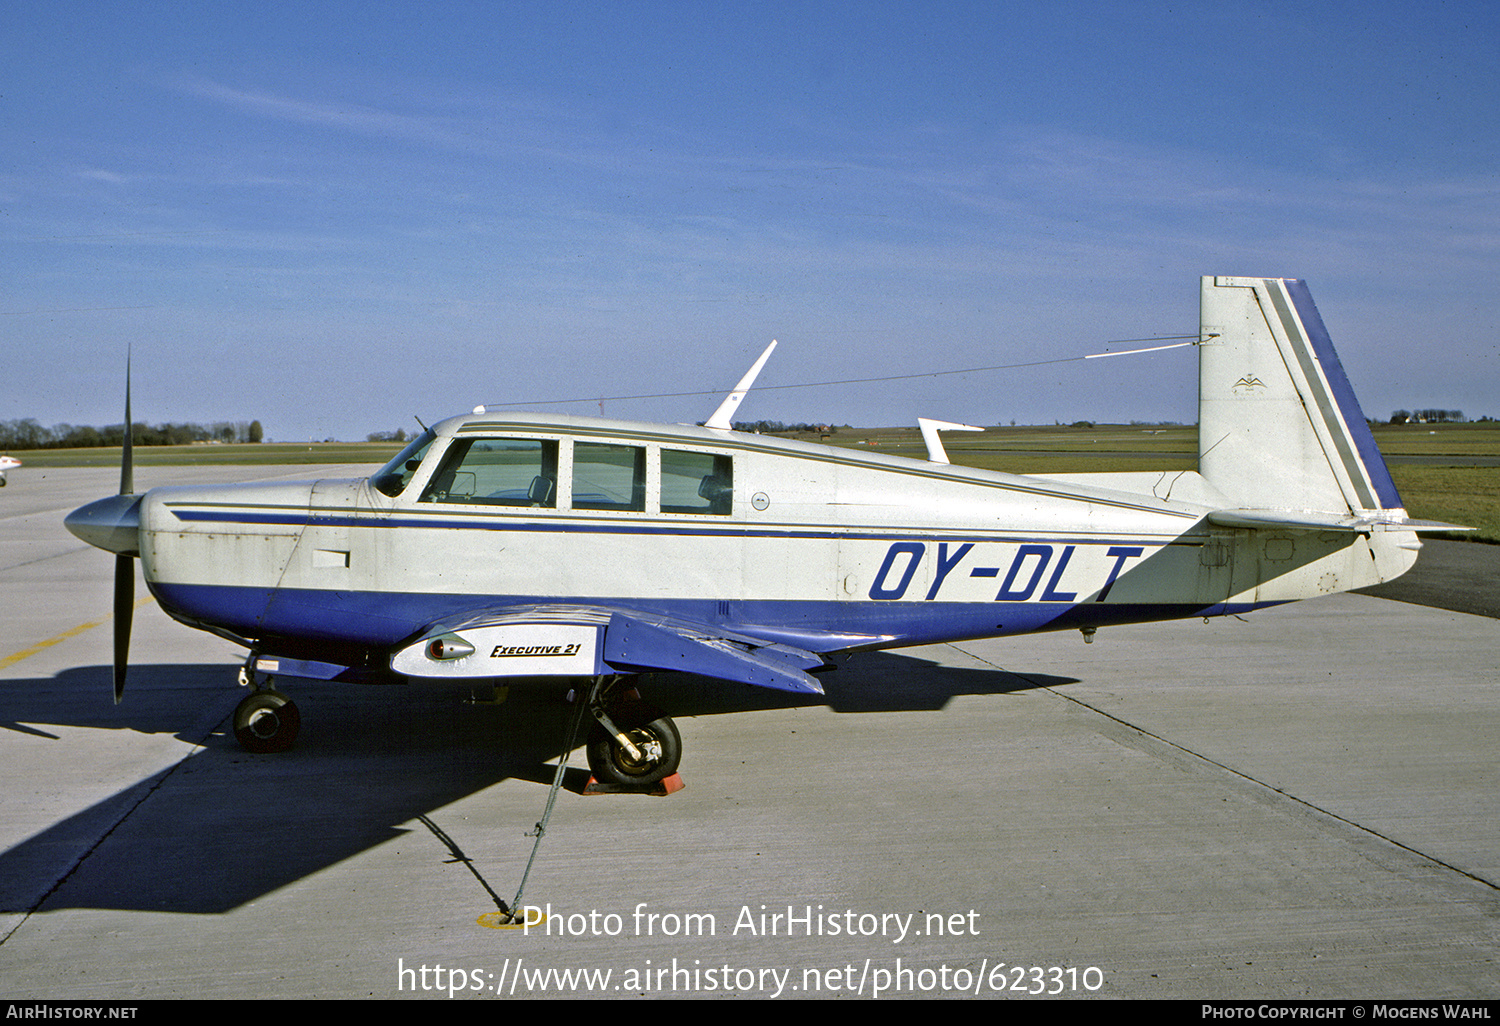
[114,350,134,703]
[113,553,133,703]
[120,350,133,496]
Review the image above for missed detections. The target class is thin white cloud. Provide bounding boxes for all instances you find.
[178,75,458,144]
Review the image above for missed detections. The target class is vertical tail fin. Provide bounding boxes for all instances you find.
[1198,276,1403,516]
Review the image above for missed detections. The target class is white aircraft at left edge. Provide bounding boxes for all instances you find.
[63,276,1465,786]
[0,455,19,486]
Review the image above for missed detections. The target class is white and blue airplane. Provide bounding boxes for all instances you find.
[0,454,19,486]
[64,277,1459,785]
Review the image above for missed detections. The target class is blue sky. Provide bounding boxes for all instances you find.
[4,1,1497,441]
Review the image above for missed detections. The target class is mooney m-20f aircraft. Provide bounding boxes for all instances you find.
[64,277,1459,785]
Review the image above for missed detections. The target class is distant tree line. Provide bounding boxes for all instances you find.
[366,429,411,443]
[0,418,264,449]
[729,420,838,434]
[1388,410,1470,424]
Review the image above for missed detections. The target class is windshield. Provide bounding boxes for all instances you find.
[370,429,437,497]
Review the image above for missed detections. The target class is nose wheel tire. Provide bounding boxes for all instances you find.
[585,705,681,787]
[234,689,301,753]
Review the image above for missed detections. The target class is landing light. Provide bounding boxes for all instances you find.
[427,636,476,660]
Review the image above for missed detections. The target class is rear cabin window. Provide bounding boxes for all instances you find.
[572,442,645,512]
[419,438,558,507]
[661,450,733,515]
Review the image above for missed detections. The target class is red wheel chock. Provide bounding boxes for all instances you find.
[583,773,685,796]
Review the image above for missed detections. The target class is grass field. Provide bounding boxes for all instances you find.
[11,441,401,469]
[797,421,1500,543]
[1385,465,1500,543]
[10,423,1497,542]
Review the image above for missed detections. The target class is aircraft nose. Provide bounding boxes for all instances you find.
[65,493,144,556]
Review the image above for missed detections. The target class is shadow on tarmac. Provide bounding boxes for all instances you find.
[0,652,1075,916]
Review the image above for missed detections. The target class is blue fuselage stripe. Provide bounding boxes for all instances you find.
[166,507,1197,545]
[148,580,1263,658]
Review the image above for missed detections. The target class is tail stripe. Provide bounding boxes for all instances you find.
[1261,282,1379,510]
[1280,281,1402,510]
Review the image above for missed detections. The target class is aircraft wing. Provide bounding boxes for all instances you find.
[390,605,830,695]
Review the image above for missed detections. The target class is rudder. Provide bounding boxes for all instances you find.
[1198,276,1403,516]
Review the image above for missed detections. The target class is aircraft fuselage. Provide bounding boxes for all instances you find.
[132,413,1413,676]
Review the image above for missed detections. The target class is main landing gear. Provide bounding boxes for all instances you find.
[224,664,681,784]
[583,676,682,788]
[233,663,301,753]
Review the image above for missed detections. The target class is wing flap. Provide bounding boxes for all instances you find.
[603,613,825,695]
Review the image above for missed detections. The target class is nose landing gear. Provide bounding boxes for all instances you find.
[233,662,301,753]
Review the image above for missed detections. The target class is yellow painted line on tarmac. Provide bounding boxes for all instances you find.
[0,596,156,671]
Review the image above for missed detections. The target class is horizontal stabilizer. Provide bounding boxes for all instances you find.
[1207,509,1472,534]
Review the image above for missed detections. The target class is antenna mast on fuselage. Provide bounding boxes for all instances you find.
[704,340,778,431]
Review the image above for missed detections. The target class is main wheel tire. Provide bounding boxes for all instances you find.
[586,705,681,787]
[234,689,301,753]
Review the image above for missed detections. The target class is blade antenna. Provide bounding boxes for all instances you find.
[705,340,777,431]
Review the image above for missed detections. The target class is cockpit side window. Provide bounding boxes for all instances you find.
[371,429,436,497]
[419,438,559,507]
[661,449,733,515]
[572,441,646,512]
